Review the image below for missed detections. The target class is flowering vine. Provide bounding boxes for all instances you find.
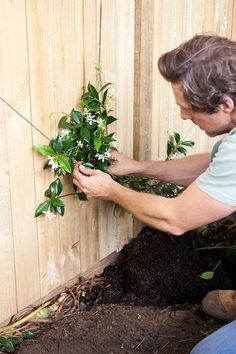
[34,73,195,219]
[34,81,117,218]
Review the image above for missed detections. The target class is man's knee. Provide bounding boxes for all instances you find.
[190,319,236,354]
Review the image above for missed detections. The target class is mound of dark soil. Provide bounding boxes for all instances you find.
[17,222,235,354]
[101,225,234,307]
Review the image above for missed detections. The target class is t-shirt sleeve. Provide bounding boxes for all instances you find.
[196,133,236,208]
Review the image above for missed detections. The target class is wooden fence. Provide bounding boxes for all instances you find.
[0,0,235,324]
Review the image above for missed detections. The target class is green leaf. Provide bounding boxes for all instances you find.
[44,188,52,198]
[83,162,94,168]
[88,100,100,112]
[97,160,108,172]
[103,136,116,143]
[0,337,10,346]
[23,331,35,339]
[94,137,102,152]
[58,156,73,173]
[51,198,64,208]
[58,116,71,129]
[34,145,55,157]
[88,83,99,99]
[35,201,50,217]
[50,134,63,153]
[177,146,187,155]
[182,140,195,147]
[80,97,95,104]
[56,206,65,216]
[167,141,172,158]
[81,97,100,111]
[107,116,117,125]
[48,178,63,196]
[9,337,21,346]
[174,132,181,144]
[78,192,88,201]
[62,135,73,151]
[33,307,50,319]
[95,66,102,73]
[71,109,83,125]
[99,82,112,92]
[102,88,109,105]
[80,127,90,143]
[200,271,214,280]
[1,338,14,352]
[0,336,15,352]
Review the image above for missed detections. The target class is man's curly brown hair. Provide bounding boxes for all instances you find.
[158,34,236,114]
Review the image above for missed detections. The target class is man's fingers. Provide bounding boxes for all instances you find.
[79,165,96,176]
[74,161,82,168]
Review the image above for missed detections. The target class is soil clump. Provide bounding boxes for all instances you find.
[101,226,233,307]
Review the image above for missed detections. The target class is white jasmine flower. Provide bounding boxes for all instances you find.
[95,149,111,162]
[84,110,96,125]
[77,140,84,148]
[42,210,57,219]
[96,118,106,128]
[59,129,70,138]
[95,153,106,162]
[47,156,59,170]
[104,149,111,158]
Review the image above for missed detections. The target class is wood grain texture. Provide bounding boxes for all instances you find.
[26,0,82,296]
[0,0,40,312]
[135,0,235,162]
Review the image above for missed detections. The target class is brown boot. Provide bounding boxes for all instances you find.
[202,290,236,321]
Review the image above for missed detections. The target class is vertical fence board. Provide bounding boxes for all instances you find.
[97,0,135,257]
[77,0,101,272]
[0,0,40,310]
[134,0,155,160]
[0,68,17,320]
[26,0,82,296]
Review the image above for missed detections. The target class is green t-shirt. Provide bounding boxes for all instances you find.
[196,127,236,221]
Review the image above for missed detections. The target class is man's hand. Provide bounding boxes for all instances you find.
[72,164,116,200]
[108,150,141,176]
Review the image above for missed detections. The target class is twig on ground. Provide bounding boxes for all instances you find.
[195,246,227,251]
[160,341,170,351]
[135,336,146,349]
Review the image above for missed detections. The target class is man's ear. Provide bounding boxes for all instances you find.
[220,97,235,113]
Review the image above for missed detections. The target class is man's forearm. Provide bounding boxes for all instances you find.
[109,174,234,236]
[110,182,181,234]
[129,153,210,187]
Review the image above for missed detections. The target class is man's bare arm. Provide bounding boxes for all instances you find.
[109,151,211,187]
[73,166,235,235]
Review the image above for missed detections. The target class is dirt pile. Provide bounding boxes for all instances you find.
[101,226,233,306]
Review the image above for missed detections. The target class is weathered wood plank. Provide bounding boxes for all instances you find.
[0,0,40,311]
[26,0,82,296]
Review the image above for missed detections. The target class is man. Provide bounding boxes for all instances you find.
[73,34,236,353]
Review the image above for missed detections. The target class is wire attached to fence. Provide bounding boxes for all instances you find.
[0,96,50,141]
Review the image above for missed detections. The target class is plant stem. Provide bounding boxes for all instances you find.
[195,246,228,251]
[60,193,79,199]
[213,260,222,272]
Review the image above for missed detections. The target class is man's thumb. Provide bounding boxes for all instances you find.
[79,165,94,176]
